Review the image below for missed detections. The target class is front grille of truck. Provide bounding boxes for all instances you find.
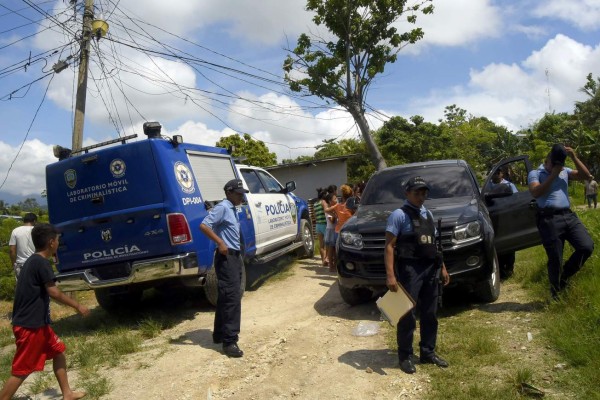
[360,229,454,251]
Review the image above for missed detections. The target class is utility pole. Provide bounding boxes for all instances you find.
[72,0,94,152]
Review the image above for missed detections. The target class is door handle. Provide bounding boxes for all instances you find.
[529,200,537,208]
[255,202,262,207]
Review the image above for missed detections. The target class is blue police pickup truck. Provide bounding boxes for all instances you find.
[46,122,313,310]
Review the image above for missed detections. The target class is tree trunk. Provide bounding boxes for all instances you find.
[348,104,387,171]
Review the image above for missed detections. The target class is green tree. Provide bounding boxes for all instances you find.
[574,73,600,174]
[216,133,277,167]
[438,106,502,172]
[313,138,374,183]
[17,198,40,212]
[281,155,315,164]
[375,115,450,165]
[284,0,434,171]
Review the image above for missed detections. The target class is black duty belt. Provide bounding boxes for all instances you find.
[537,208,572,217]
[227,249,241,256]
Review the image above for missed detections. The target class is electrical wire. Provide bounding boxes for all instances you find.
[0,73,55,191]
[3,0,364,155]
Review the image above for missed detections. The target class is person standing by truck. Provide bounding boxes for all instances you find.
[384,176,450,374]
[0,223,89,400]
[314,188,328,267]
[528,144,594,299]
[9,213,37,279]
[200,179,249,358]
[584,176,598,209]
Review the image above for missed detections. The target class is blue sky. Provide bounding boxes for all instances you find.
[1,0,599,202]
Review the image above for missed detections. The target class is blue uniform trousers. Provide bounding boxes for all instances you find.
[396,259,439,361]
[213,252,243,345]
[536,210,593,294]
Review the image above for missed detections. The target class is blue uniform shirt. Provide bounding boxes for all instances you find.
[487,178,518,193]
[528,164,572,209]
[201,199,241,250]
[386,201,435,236]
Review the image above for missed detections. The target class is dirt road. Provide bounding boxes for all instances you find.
[103,258,429,399]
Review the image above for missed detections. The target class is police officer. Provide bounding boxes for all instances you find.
[200,178,249,358]
[528,144,594,299]
[384,176,450,374]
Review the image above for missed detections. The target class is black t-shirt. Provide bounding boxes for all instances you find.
[12,254,55,328]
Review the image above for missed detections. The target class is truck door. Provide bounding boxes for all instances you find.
[481,155,541,254]
[238,167,297,254]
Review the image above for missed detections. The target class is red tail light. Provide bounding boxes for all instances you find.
[167,213,192,245]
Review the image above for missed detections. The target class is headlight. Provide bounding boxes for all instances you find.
[453,221,482,244]
[340,231,363,249]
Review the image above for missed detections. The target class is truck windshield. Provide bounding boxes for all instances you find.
[361,166,475,205]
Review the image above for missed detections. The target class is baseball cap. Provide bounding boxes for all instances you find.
[224,179,249,193]
[549,144,567,166]
[405,176,430,191]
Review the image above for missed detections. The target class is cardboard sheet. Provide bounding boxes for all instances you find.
[376,285,416,326]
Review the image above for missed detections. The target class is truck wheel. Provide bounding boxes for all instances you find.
[338,284,373,306]
[204,261,247,307]
[94,287,142,312]
[476,250,501,303]
[296,218,315,259]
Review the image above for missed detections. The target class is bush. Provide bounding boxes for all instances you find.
[0,276,15,300]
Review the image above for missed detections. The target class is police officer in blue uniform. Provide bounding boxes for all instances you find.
[384,176,450,374]
[200,178,249,357]
[528,144,594,299]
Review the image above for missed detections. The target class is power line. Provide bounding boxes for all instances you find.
[0,73,55,191]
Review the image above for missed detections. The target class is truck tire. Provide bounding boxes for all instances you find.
[296,218,315,259]
[338,284,373,306]
[476,250,501,303]
[94,287,142,312]
[204,261,247,307]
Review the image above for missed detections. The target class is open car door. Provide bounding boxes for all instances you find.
[481,155,541,255]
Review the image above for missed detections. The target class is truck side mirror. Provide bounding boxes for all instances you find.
[285,181,296,193]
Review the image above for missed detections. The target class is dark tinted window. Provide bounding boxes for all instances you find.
[361,166,475,205]
[256,170,282,193]
[240,169,266,193]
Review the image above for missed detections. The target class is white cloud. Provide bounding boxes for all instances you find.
[511,24,548,40]
[47,50,209,137]
[0,139,55,197]
[406,34,600,131]
[533,0,600,31]
[168,120,236,148]
[226,92,363,160]
[90,0,312,46]
[399,0,502,53]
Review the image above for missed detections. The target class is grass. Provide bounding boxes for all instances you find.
[0,288,193,399]
[29,372,54,394]
[383,207,600,400]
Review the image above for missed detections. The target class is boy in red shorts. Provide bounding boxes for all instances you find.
[0,223,90,400]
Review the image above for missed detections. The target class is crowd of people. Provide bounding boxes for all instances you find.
[313,182,365,272]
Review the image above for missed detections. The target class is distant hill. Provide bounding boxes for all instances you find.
[0,191,47,208]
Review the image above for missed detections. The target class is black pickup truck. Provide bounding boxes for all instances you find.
[336,157,541,305]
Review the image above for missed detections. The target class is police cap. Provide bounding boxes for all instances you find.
[405,176,430,191]
[549,143,567,166]
[224,179,249,193]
